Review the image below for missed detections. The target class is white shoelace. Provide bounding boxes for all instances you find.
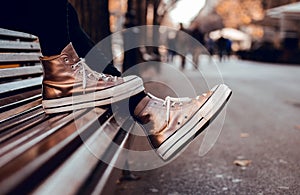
[148,93,191,126]
[71,58,117,89]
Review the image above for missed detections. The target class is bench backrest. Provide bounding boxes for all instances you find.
[0,28,43,124]
[0,28,134,195]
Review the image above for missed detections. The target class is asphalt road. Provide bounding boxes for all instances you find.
[114,56,300,195]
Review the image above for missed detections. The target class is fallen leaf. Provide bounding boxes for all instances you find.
[234,160,252,167]
[232,178,242,183]
[149,188,159,193]
[278,186,289,190]
[294,125,300,130]
[240,133,249,138]
[279,159,288,164]
[286,100,300,108]
[222,187,228,191]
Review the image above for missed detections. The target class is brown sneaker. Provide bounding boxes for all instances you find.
[41,43,144,114]
[134,84,232,161]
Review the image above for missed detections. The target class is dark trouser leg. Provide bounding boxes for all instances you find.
[67,3,95,57]
[0,0,69,56]
[63,4,145,109]
[0,1,121,76]
[0,0,95,58]
[0,0,145,104]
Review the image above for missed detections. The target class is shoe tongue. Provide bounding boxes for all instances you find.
[134,95,151,116]
[61,42,80,61]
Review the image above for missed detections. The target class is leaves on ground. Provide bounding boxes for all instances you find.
[149,188,159,193]
[232,178,242,183]
[294,125,300,130]
[233,159,252,167]
[279,159,288,164]
[240,133,249,138]
[278,186,289,190]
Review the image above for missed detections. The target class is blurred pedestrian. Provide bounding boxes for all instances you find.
[167,31,176,62]
[191,28,204,69]
[205,36,215,60]
[226,38,232,59]
[175,23,190,70]
[217,36,227,62]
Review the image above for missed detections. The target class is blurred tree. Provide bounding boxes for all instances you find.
[69,0,175,72]
[216,0,300,28]
[147,0,179,57]
[122,0,175,71]
[69,0,113,64]
[261,0,300,9]
[69,0,111,42]
[122,0,147,72]
[216,0,265,28]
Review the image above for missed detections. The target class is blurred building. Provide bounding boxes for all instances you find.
[266,2,300,50]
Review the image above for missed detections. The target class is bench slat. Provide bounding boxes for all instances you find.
[0,110,85,166]
[0,99,42,124]
[0,53,40,63]
[0,28,37,40]
[0,94,41,112]
[0,65,43,79]
[0,113,63,154]
[0,108,108,194]
[0,109,45,145]
[0,88,41,107]
[0,77,42,94]
[32,114,122,195]
[0,110,45,144]
[91,126,132,195]
[0,28,131,195]
[0,40,40,51]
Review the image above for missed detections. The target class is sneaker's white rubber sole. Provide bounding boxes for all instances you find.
[42,75,144,114]
[156,84,232,161]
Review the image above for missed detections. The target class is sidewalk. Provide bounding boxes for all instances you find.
[115,57,300,195]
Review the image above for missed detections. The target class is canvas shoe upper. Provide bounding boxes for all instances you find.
[134,84,232,160]
[41,43,144,113]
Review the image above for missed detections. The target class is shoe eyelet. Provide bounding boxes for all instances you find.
[177,122,181,125]
[184,115,188,119]
[64,57,69,63]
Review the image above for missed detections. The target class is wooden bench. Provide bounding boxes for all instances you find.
[0,28,135,195]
